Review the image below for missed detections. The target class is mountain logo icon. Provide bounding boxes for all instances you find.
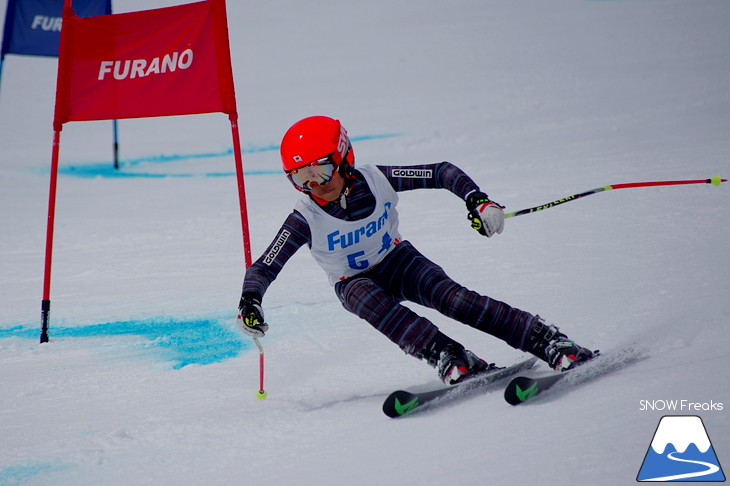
[637,415,725,482]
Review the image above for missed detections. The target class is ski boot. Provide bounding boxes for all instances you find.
[527,318,595,372]
[418,332,499,385]
[437,343,499,385]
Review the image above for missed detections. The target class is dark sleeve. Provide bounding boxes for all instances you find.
[241,210,311,300]
[376,162,480,200]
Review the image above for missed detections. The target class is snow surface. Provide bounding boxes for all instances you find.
[1,0,729,485]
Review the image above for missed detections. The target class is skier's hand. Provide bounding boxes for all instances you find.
[237,294,269,338]
[466,191,505,238]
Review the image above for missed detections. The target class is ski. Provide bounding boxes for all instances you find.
[504,348,647,406]
[383,356,538,418]
[503,373,566,406]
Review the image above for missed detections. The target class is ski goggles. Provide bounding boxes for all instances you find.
[286,155,337,192]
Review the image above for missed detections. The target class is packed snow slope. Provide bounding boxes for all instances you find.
[1,1,728,485]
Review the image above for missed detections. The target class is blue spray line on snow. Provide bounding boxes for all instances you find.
[0,462,71,486]
[54,164,278,179]
[0,316,248,369]
[0,316,249,482]
[43,132,403,179]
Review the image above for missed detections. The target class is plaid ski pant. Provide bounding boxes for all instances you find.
[334,241,539,357]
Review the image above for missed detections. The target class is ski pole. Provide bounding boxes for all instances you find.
[505,176,726,219]
[253,337,267,399]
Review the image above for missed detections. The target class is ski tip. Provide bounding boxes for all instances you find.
[383,391,420,418]
[504,376,537,406]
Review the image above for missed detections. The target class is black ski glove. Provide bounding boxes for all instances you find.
[237,293,269,338]
[466,191,505,238]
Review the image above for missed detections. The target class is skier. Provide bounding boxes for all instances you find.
[237,116,594,385]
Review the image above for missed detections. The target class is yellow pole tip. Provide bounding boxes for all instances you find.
[257,390,268,400]
[710,176,724,187]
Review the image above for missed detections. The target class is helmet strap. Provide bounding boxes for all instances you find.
[338,145,356,179]
[339,162,354,179]
[337,190,348,210]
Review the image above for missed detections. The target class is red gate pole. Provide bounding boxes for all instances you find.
[229,113,252,268]
[40,128,62,343]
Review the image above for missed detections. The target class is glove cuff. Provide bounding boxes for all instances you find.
[239,292,262,308]
[465,191,490,211]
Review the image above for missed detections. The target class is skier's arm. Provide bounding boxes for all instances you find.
[241,210,311,299]
[377,162,504,237]
[237,211,311,337]
[377,161,479,199]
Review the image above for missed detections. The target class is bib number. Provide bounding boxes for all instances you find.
[347,251,369,271]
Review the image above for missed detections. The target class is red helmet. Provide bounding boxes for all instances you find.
[280,116,354,192]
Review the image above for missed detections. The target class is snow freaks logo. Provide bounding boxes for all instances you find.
[637,415,725,482]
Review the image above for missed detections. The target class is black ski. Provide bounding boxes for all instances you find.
[383,357,538,418]
[504,348,647,406]
[503,373,565,405]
